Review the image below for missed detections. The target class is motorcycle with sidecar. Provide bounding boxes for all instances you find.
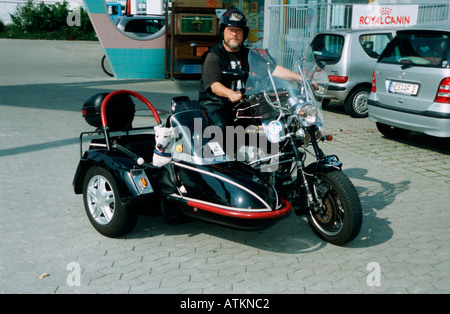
[73,41,362,245]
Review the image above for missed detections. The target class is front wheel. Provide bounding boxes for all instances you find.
[306,170,362,245]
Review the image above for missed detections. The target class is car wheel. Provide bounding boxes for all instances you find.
[83,166,138,237]
[376,123,411,139]
[345,87,370,118]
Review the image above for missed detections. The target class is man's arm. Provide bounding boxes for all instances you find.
[272,65,301,82]
[210,82,243,103]
[272,65,318,90]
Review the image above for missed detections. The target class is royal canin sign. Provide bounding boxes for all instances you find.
[352,4,419,28]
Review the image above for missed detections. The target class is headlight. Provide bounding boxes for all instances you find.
[295,103,317,127]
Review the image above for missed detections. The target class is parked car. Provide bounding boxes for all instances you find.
[368,22,450,138]
[311,28,395,118]
[112,15,165,39]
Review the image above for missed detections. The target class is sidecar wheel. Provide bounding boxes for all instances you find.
[83,167,138,237]
[306,170,362,245]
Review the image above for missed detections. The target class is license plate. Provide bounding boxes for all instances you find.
[386,80,419,96]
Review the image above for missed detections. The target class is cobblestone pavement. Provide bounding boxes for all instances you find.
[0,39,448,294]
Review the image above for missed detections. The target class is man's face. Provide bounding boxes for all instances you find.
[223,26,244,51]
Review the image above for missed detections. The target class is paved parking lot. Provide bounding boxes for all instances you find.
[0,39,448,294]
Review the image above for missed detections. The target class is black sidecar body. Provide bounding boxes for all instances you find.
[73,90,291,237]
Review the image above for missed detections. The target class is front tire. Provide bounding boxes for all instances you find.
[306,170,362,245]
[83,166,138,237]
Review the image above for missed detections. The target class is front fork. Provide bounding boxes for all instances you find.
[287,131,316,209]
[288,126,342,215]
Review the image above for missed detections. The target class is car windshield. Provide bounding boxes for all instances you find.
[311,34,344,64]
[379,31,450,68]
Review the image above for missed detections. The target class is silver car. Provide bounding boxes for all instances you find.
[311,28,395,118]
[368,22,450,138]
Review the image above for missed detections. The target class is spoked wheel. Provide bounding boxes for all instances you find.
[83,167,137,237]
[306,170,362,245]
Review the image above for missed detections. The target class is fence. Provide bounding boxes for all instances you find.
[266,2,450,69]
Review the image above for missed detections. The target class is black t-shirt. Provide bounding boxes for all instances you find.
[201,48,248,91]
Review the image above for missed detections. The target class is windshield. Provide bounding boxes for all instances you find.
[244,40,329,121]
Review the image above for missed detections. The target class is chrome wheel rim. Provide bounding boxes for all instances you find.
[86,175,115,225]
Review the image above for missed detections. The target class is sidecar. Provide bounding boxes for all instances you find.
[73,90,291,237]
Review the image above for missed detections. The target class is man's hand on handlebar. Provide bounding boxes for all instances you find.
[228,90,243,103]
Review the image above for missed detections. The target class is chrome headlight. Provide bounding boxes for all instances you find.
[295,103,318,127]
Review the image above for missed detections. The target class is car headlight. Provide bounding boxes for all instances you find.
[295,103,318,127]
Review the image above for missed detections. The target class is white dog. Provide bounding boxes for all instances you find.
[153,125,174,167]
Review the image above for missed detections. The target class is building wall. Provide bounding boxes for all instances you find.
[82,0,166,79]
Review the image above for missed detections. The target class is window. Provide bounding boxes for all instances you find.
[124,19,165,35]
[311,34,344,65]
[359,33,393,59]
[379,31,449,68]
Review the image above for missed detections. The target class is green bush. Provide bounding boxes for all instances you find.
[1,0,97,40]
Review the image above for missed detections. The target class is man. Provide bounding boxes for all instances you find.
[199,9,302,129]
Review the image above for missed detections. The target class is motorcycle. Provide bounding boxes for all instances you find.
[225,41,363,245]
[73,41,362,245]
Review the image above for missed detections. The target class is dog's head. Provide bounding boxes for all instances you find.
[154,125,173,154]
